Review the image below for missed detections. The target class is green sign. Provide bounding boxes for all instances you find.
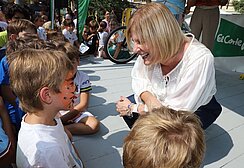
[213,18,244,57]
[77,0,90,42]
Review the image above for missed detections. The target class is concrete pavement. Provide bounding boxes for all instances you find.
[73,56,244,168]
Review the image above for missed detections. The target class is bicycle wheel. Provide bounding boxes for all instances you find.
[104,26,137,64]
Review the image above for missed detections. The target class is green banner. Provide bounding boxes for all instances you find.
[213,18,244,57]
[77,0,90,42]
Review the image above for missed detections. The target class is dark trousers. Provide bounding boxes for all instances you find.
[123,95,222,130]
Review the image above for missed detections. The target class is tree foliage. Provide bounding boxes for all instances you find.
[233,0,244,14]
[88,0,131,22]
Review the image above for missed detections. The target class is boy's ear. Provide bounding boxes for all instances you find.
[39,87,52,104]
[9,34,18,41]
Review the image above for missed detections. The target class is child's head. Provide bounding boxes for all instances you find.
[3,3,30,22]
[54,41,80,68]
[88,20,98,33]
[7,19,37,40]
[6,34,57,60]
[98,21,107,33]
[32,14,45,27]
[41,14,48,23]
[63,20,75,32]
[64,13,72,23]
[82,25,89,35]
[123,107,205,168]
[9,49,75,113]
[109,19,118,31]
[63,42,80,67]
[46,30,65,41]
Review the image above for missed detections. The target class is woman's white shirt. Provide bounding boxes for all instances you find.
[131,35,216,112]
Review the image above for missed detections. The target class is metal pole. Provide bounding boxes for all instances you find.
[50,0,55,30]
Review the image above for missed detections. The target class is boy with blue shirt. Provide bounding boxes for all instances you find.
[0,19,37,132]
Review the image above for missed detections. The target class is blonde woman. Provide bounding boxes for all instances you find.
[116,3,222,130]
[123,107,205,168]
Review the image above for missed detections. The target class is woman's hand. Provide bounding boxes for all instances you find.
[140,91,162,111]
[116,96,132,117]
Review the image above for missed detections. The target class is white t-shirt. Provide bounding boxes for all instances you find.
[62,29,78,45]
[37,26,47,41]
[131,34,216,112]
[98,31,108,47]
[73,70,92,105]
[16,116,83,168]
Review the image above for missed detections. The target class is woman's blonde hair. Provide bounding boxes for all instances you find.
[123,107,205,168]
[126,3,186,64]
[9,49,74,113]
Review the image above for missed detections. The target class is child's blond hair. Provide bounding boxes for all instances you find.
[123,106,205,168]
[9,49,74,113]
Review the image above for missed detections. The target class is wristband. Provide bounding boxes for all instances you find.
[128,103,134,109]
[126,103,134,117]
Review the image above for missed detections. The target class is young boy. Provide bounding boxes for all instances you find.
[0,19,37,132]
[59,42,100,135]
[123,107,205,168]
[9,49,83,168]
[62,20,80,48]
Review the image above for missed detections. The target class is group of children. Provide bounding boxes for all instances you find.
[0,2,207,168]
[62,17,109,58]
[0,20,100,167]
[0,2,100,167]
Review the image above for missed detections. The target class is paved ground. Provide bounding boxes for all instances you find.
[73,56,244,168]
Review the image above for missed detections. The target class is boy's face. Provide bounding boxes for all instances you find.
[66,25,74,32]
[58,70,76,110]
[35,18,44,27]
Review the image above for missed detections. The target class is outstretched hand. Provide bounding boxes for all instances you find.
[116,96,131,117]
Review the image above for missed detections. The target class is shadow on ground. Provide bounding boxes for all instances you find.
[201,124,233,167]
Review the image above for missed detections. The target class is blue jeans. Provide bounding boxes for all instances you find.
[123,95,222,130]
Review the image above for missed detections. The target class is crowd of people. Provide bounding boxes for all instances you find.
[0,0,228,167]
[0,2,100,167]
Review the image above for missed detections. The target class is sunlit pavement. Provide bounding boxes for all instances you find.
[73,56,244,168]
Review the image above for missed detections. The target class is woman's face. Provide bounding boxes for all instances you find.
[131,32,153,65]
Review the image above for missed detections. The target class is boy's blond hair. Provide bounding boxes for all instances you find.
[9,49,74,113]
[7,19,37,37]
[126,3,186,64]
[123,107,205,168]
[63,42,80,63]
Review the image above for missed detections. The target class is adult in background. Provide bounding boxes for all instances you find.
[116,3,222,130]
[185,0,229,51]
[154,0,186,26]
[102,11,111,33]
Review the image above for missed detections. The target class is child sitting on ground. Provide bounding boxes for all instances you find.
[123,106,205,168]
[97,21,108,58]
[62,20,80,48]
[82,20,99,56]
[9,49,83,167]
[59,42,100,135]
